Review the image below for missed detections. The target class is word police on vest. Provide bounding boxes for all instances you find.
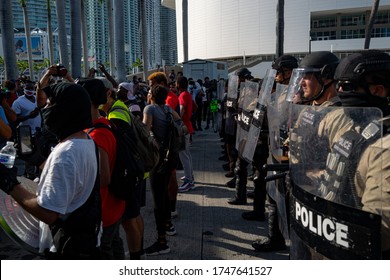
[295,201,349,248]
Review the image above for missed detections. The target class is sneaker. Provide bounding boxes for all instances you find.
[171,210,178,219]
[144,242,170,256]
[180,176,194,182]
[166,225,177,236]
[178,180,195,193]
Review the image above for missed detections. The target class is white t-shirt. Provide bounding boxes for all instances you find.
[37,138,97,253]
[11,95,41,135]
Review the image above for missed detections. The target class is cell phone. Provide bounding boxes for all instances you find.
[17,125,33,155]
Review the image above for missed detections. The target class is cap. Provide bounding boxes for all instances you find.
[334,50,390,81]
[119,82,134,99]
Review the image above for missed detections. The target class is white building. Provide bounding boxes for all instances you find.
[163,0,390,67]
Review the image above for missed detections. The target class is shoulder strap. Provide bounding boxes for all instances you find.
[87,122,113,134]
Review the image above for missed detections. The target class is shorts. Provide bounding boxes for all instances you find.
[122,179,145,220]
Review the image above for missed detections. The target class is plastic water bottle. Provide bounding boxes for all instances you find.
[0,141,16,168]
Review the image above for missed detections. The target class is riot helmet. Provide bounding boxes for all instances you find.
[335,50,390,94]
[287,51,339,103]
[334,50,390,116]
[272,55,298,84]
[236,67,253,80]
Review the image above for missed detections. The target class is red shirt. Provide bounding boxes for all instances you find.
[178,90,194,134]
[87,117,126,227]
[166,91,179,112]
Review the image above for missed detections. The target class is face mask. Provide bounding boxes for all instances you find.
[24,89,35,96]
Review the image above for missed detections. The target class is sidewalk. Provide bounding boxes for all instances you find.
[0,127,289,260]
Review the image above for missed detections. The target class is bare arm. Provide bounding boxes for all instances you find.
[98,147,111,187]
[143,112,153,131]
[98,63,118,89]
[9,184,59,225]
[1,99,17,122]
[0,117,12,139]
[36,65,57,108]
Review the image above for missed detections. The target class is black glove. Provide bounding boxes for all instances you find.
[0,163,20,194]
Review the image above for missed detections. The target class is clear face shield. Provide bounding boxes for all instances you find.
[286,68,324,104]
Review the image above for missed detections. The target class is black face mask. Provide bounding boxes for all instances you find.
[338,91,390,117]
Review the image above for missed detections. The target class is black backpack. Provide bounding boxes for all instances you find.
[88,120,144,200]
[109,105,160,172]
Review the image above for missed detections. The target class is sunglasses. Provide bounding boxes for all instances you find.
[337,81,376,92]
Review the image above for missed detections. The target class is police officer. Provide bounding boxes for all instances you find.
[251,55,298,250]
[224,68,252,199]
[334,50,390,259]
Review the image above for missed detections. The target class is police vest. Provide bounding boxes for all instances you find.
[319,121,381,208]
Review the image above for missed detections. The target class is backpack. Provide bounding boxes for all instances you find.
[163,106,188,154]
[109,105,160,172]
[88,121,144,200]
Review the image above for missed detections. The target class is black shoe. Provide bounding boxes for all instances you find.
[225,171,235,178]
[145,241,171,255]
[225,178,236,188]
[242,211,266,221]
[222,163,230,171]
[227,197,247,205]
[247,191,255,199]
[205,125,209,129]
[252,236,286,252]
[198,127,203,131]
[219,155,229,161]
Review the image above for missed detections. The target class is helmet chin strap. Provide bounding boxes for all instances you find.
[300,79,332,104]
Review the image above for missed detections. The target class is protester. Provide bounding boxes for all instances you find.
[0,82,101,259]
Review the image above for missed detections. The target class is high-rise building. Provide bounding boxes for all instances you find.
[5,0,177,75]
[161,5,177,66]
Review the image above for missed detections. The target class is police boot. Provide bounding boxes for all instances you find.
[225,176,236,188]
[228,164,247,205]
[252,200,286,252]
[242,170,266,221]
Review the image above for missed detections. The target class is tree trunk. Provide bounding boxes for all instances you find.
[70,0,82,78]
[276,0,284,58]
[107,0,115,76]
[47,0,55,65]
[182,0,188,62]
[21,1,34,80]
[81,0,89,77]
[140,0,148,81]
[364,0,380,49]
[114,0,126,82]
[55,0,69,69]
[0,0,18,80]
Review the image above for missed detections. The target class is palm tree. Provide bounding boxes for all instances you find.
[81,0,89,77]
[70,0,82,78]
[47,0,55,65]
[182,0,188,62]
[114,0,125,82]
[140,0,148,81]
[20,0,34,80]
[364,0,380,49]
[0,0,18,80]
[107,0,115,76]
[276,0,285,58]
[55,0,69,69]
